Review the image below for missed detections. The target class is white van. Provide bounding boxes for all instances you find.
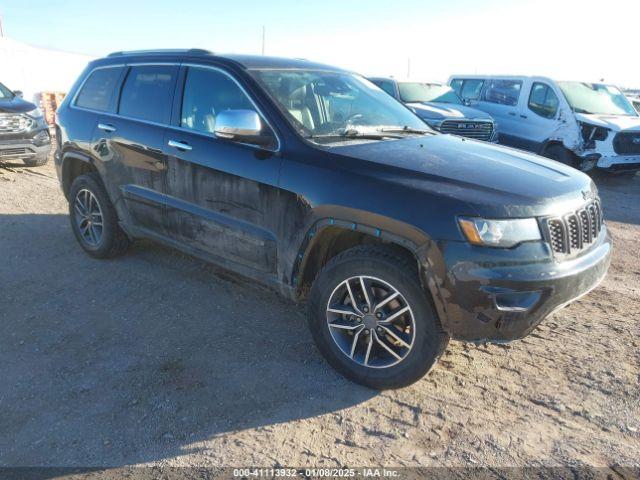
[448,75,640,175]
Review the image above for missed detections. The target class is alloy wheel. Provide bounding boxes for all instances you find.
[326,275,416,368]
[73,188,104,247]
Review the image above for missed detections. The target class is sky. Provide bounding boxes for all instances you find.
[1,0,638,87]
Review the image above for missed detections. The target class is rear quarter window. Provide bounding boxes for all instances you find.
[482,79,523,106]
[118,65,178,124]
[74,67,124,111]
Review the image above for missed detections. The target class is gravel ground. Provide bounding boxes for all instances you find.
[0,146,638,476]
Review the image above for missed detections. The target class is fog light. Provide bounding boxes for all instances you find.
[494,291,541,312]
[34,130,50,144]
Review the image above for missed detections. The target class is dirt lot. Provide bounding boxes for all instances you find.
[0,147,639,476]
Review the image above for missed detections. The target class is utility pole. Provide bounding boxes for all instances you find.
[0,14,5,38]
[261,25,265,55]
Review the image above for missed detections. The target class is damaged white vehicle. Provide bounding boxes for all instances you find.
[449,75,640,175]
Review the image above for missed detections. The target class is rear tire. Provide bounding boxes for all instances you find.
[68,172,130,258]
[308,245,449,390]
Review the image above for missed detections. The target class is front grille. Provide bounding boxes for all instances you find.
[439,120,493,141]
[0,147,34,158]
[0,113,33,133]
[613,132,640,155]
[543,199,603,256]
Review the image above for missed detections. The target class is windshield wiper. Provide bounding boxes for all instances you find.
[307,130,403,140]
[378,126,433,135]
[306,125,431,141]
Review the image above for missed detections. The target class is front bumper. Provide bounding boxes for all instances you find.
[429,226,612,342]
[576,149,640,171]
[0,127,51,162]
[595,154,640,172]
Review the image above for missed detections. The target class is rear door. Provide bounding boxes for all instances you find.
[94,64,178,234]
[162,64,282,275]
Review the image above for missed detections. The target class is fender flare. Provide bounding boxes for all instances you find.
[290,214,451,331]
[60,150,98,197]
[538,138,563,156]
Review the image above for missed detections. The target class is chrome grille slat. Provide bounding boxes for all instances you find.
[439,120,493,142]
[566,214,581,250]
[0,113,32,133]
[544,199,603,256]
[579,209,591,244]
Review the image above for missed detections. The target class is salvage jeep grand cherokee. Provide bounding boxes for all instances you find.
[54,50,612,389]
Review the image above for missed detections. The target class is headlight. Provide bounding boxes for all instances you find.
[579,122,609,149]
[25,107,43,119]
[458,217,541,247]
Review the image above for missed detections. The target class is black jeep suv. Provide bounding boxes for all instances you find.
[55,50,612,389]
[0,81,51,166]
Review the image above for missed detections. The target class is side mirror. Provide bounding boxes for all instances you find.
[463,98,472,106]
[13,90,23,98]
[214,109,272,146]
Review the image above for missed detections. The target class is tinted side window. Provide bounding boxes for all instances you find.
[75,67,123,111]
[119,65,178,123]
[180,67,259,135]
[528,82,559,119]
[482,79,522,106]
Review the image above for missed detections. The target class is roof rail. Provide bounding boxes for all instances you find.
[107,48,213,58]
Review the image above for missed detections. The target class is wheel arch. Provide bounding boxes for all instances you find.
[61,151,99,199]
[538,138,564,156]
[292,216,450,331]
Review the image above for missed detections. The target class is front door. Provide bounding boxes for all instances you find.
[94,64,178,234]
[163,65,282,275]
[521,81,561,153]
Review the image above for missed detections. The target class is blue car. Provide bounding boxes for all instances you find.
[368,77,498,143]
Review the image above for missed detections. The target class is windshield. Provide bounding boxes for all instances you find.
[0,81,14,99]
[398,83,462,104]
[250,69,428,142]
[558,82,637,116]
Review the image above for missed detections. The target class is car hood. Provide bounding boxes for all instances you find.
[331,134,594,218]
[575,112,640,132]
[406,102,493,122]
[0,96,36,114]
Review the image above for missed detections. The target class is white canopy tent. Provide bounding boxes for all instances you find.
[0,36,93,103]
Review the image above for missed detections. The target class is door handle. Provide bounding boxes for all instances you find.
[508,112,517,116]
[168,140,192,151]
[98,123,116,133]
[520,114,528,119]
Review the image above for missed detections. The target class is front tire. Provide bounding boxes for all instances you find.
[308,246,449,389]
[543,144,579,168]
[68,172,130,258]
